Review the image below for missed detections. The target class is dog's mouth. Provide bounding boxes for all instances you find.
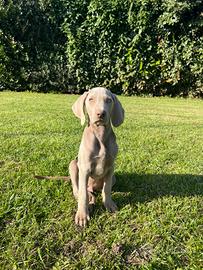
[95,120,105,126]
[94,118,107,126]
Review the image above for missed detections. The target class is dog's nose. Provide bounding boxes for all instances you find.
[97,111,106,118]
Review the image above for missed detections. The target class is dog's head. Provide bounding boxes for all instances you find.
[72,87,124,127]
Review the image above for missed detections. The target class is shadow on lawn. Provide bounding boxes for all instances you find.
[113,173,203,207]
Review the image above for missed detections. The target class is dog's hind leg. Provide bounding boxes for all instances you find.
[69,159,79,200]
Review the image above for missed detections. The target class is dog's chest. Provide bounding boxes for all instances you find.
[91,148,114,178]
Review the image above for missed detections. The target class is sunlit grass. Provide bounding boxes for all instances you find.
[0,91,202,269]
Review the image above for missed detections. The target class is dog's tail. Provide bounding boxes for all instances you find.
[34,175,70,181]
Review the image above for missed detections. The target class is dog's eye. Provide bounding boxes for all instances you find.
[106,98,112,103]
[89,97,94,102]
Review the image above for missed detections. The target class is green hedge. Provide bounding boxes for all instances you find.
[0,0,203,96]
[0,0,68,92]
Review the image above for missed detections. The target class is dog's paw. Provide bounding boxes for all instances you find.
[103,199,118,212]
[75,210,90,227]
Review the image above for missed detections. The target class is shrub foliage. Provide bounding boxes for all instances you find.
[0,0,203,96]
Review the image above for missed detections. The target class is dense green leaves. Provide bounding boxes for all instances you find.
[0,0,68,91]
[0,0,203,96]
[64,0,203,96]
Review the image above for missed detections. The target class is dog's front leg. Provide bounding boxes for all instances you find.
[102,173,118,212]
[75,168,90,227]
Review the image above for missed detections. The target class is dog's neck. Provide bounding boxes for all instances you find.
[90,122,112,143]
[95,124,111,157]
[89,122,112,158]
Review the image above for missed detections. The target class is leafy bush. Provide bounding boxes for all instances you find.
[0,0,69,92]
[0,0,202,96]
[64,0,203,96]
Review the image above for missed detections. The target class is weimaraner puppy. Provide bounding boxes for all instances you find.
[69,87,124,226]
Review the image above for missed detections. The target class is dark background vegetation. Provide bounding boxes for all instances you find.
[0,0,202,96]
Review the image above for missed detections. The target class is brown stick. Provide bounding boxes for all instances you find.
[34,175,70,181]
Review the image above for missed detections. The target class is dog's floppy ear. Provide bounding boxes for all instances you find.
[111,93,125,127]
[72,91,89,125]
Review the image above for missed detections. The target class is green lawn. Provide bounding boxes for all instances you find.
[0,91,202,269]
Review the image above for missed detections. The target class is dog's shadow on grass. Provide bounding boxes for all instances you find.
[113,173,203,207]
